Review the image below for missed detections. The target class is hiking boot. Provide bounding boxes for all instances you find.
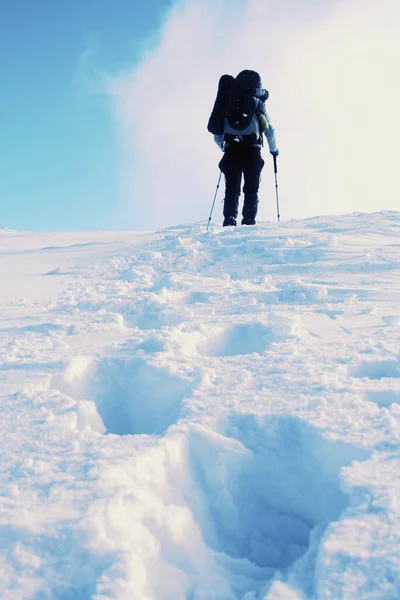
[223,216,237,227]
[241,217,256,225]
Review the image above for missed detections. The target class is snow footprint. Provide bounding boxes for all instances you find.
[352,358,400,408]
[183,414,369,597]
[200,315,301,357]
[353,359,400,380]
[203,322,272,357]
[53,355,196,436]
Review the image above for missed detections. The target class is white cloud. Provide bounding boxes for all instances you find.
[108,0,400,228]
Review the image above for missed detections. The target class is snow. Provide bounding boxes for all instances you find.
[1,212,400,599]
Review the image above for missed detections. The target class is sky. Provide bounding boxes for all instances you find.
[1,0,400,231]
[0,0,173,231]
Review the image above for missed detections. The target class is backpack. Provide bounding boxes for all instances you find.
[207,74,235,135]
[224,70,266,145]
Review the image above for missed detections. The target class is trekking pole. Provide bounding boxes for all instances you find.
[207,170,222,231]
[273,154,280,222]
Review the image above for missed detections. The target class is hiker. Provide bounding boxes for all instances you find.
[207,70,279,227]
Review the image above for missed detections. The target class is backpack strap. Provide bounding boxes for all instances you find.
[258,113,269,133]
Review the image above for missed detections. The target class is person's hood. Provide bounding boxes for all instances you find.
[236,70,269,100]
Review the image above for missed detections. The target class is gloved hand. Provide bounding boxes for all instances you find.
[214,134,225,151]
[270,149,279,157]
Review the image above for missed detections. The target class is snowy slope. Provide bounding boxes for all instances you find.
[1,213,400,600]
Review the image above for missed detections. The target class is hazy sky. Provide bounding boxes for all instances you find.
[2,0,400,231]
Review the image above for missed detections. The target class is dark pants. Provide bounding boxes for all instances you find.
[219,145,265,221]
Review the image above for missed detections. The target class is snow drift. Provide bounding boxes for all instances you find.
[1,213,400,599]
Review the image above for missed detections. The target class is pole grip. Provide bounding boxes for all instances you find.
[273,154,278,174]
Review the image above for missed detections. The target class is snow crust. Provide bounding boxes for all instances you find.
[1,212,400,599]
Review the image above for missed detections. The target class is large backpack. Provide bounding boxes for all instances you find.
[224,70,266,145]
[207,70,269,144]
[207,74,235,135]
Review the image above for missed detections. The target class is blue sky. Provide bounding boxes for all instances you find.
[0,0,172,231]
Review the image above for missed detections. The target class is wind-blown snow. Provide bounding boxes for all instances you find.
[1,213,400,599]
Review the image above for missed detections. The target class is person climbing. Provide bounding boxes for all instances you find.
[207,70,279,226]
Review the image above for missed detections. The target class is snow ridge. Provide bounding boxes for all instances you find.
[1,213,400,599]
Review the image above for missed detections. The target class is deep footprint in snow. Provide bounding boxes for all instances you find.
[199,315,299,358]
[187,414,369,594]
[55,356,196,436]
[352,359,400,380]
[201,322,272,357]
[366,390,400,408]
[352,361,400,407]
[184,291,212,304]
